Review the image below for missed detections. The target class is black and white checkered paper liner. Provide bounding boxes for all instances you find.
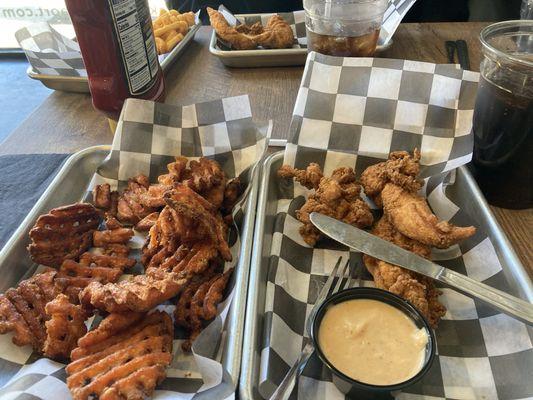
[216,0,416,51]
[15,22,86,77]
[379,0,418,46]
[0,95,268,400]
[258,52,533,400]
[15,11,200,78]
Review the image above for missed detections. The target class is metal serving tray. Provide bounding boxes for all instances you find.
[27,21,201,93]
[239,150,533,400]
[209,25,307,68]
[0,144,259,391]
[208,14,392,68]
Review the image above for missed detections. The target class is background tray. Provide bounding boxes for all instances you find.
[208,13,391,68]
[239,151,533,400]
[26,21,201,93]
[0,144,259,391]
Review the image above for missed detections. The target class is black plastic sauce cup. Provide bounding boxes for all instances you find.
[311,287,436,400]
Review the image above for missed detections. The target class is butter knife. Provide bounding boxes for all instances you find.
[310,213,533,325]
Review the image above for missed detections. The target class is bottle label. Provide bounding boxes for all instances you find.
[107,0,159,95]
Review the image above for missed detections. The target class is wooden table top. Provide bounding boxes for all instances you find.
[0,22,531,277]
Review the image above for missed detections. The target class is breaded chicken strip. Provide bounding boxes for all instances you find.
[363,217,446,327]
[361,149,475,248]
[279,164,373,246]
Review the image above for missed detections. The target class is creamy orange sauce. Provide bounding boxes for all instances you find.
[318,299,428,385]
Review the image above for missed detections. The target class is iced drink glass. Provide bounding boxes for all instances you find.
[303,0,387,57]
[472,20,533,209]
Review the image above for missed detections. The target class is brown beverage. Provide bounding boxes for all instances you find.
[472,76,533,209]
[472,21,533,209]
[307,29,381,57]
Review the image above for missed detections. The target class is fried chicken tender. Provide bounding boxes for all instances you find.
[28,203,101,267]
[79,269,189,313]
[235,21,263,35]
[207,7,257,50]
[279,164,373,246]
[278,163,323,190]
[363,217,446,327]
[360,150,422,206]
[43,294,87,360]
[360,150,476,248]
[253,15,294,48]
[208,8,294,50]
[67,311,173,400]
[381,184,476,248]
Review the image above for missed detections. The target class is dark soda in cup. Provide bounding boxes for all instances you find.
[471,21,533,209]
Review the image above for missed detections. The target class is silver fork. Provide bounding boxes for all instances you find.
[269,257,354,400]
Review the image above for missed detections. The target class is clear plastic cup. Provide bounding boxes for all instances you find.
[303,0,388,57]
[471,20,533,209]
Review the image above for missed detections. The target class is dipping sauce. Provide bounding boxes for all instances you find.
[318,299,428,386]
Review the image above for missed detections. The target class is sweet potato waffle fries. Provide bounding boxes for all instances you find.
[279,150,476,327]
[0,156,241,399]
[67,311,173,400]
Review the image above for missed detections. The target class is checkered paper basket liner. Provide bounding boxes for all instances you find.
[258,52,533,400]
[379,0,418,46]
[0,95,269,400]
[15,11,200,78]
[15,22,86,77]
[216,0,416,51]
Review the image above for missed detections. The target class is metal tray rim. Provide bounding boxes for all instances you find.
[0,144,258,393]
[26,67,87,82]
[239,151,277,400]
[458,165,532,300]
[159,20,201,71]
[223,157,260,385]
[239,150,532,400]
